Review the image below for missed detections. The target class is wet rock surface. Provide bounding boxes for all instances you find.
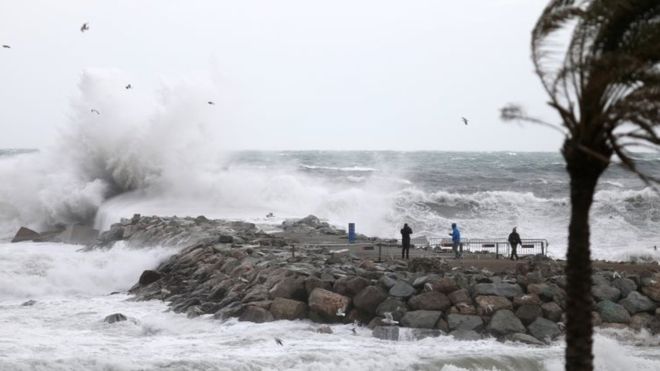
[84,214,660,342]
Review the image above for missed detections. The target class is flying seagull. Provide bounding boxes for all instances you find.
[125,84,132,90]
[91,109,100,115]
[336,307,346,317]
[207,101,215,105]
[2,45,10,49]
[80,23,90,32]
[462,117,469,125]
[274,337,283,346]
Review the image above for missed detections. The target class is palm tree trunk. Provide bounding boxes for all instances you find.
[564,166,600,371]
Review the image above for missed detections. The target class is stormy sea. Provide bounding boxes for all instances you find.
[1,146,660,370]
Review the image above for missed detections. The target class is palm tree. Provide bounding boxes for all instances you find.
[502,1,660,370]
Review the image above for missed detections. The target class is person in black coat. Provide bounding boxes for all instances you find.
[508,227,522,260]
[400,223,413,259]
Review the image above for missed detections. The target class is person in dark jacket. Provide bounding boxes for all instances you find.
[400,223,413,259]
[508,227,522,260]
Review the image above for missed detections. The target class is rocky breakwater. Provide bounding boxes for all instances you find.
[117,215,660,345]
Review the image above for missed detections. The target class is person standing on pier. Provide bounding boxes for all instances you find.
[508,227,522,260]
[450,223,461,259]
[400,223,413,259]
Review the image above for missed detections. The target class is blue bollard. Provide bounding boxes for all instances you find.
[348,223,356,243]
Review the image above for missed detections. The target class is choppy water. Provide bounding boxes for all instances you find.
[2,149,659,261]
[1,242,659,371]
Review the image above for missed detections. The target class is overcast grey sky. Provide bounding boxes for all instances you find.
[0,0,562,151]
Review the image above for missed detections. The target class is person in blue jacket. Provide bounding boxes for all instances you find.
[449,223,461,259]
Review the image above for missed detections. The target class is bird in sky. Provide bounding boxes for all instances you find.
[125,84,132,90]
[80,23,90,32]
[2,45,10,49]
[462,117,469,125]
[382,312,399,325]
[274,338,283,346]
[91,109,100,115]
[207,101,215,105]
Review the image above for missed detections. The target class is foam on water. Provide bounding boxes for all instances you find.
[1,242,659,370]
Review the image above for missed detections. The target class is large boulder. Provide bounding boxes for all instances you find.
[138,270,162,286]
[429,277,459,294]
[641,280,660,302]
[473,283,523,298]
[304,277,332,296]
[269,278,306,301]
[376,298,408,322]
[308,288,351,321]
[269,298,307,320]
[400,310,443,329]
[619,292,656,314]
[11,227,42,243]
[408,292,451,311]
[630,313,654,331]
[372,326,399,341]
[389,280,416,298]
[527,317,561,343]
[353,286,387,314]
[507,333,545,346]
[447,314,484,331]
[596,300,631,324]
[592,285,621,302]
[515,304,542,326]
[450,329,482,341]
[487,310,526,336]
[104,313,127,324]
[239,306,274,323]
[334,276,369,297]
[612,278,637,298]
[541,302,563,322]
[475,295,512,315]
[448,289,471,305]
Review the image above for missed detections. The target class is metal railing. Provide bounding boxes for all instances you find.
[416,237,549,259]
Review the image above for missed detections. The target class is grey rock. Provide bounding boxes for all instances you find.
[630,313,654,331]
[447,314,484,331]
[389,280,416,298]
[487,310,526,336]
[450,329,482,341]
[11,227,42,243]
[612,278,637,298]
[104,313,127,324]
[507,333,545,346]
[380,275,397,289]
[269,278,306,301]
[239,306,274,323]
[592,285,621,302]
[334,276,369,297]
[541,302,562,322]
[138,270,162,286]
[515,304,542,326]
[400,310,443,329]
[448,289,471,305]
[619,291,656,314]
[408,292,451,311]
[308,288,351,321]
[317,325,333,334]
[596,300,631,324]
[353,286,387,314]
[376,298,407,322]
[372,326,399,341]
[21,300,36,306]
[473,283,523,298]
[269,298,307,320]
[475,295,512,315]
[528,317,561,343]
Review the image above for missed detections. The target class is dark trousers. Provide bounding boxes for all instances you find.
[402,241,410,259]
[510,244,519,260]
[452,241,461,259]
